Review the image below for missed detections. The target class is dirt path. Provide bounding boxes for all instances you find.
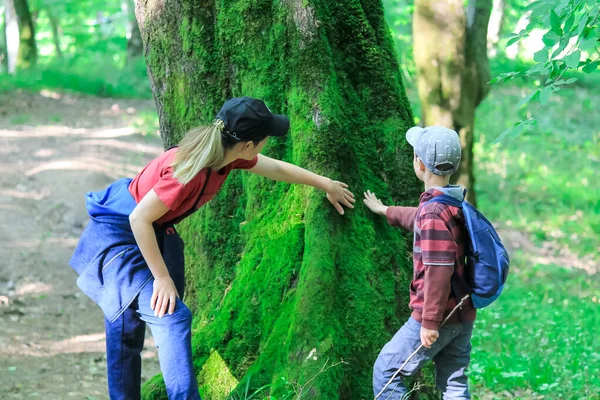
[0,90,163,399]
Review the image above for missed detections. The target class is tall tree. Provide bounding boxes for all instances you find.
[487,0,505,56]
[134,0,425,398]
[121,0,142,61]
[413,0,492,205]
[45,6,62,59]
[4,0,36,72]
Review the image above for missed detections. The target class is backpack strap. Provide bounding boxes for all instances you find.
[425,194,467,320]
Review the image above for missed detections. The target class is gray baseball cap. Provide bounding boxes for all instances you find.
[406,126,461,176]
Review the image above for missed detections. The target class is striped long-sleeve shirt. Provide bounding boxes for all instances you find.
[386,187,476,330]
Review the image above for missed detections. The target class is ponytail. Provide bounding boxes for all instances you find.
[172,122,225,184]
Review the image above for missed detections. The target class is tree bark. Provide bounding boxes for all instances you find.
[1,12,7,72]
[127,15,143,60]
[135,0,423,398]
[4,0,19,73]
[46,7,62,59]
[413,0,492,205]
[10,0,36,70]
[122,0,143,61]
[487,0,505,56]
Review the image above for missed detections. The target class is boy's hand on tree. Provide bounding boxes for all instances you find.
[420,326,439,349]
[151,276,179,318]
[326,180,355,215]
[363,190,388,216]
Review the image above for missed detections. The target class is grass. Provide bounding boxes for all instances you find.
[0,56,152,99]
[466,75,600,399]
[475,84,599,259]
[469,259,599,399]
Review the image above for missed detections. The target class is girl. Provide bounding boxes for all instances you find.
[69,97,355,400]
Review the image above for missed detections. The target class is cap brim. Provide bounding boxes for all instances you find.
[406,126,424,147]
[266,114,290,137]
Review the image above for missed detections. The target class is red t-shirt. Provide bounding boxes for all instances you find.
[129,148,258,225]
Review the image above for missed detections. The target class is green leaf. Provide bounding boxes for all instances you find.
[507,36,521,47]
[517,90,540,108]
[577,15,590,36]
[534,49,549,62]
[540,85,553,105]
[542,31,560,46]
[494,122,526,144]
[551,38,569,59]
[555,0,571,15]
[582,61,599,74]
[550,10,562,35]
[564,78,578,84]
[564,51,581,68]
[525,1,545,11]
[563,13,575,33]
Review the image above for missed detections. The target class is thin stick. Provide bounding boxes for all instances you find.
[374,294,471,400]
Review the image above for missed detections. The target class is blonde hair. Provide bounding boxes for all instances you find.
[171,122,225,184]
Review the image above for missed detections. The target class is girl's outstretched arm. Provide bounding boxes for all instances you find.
[248,154,355,215]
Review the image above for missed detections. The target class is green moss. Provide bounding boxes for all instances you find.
[139,0,427,398]
[141,374,168,400]
[198,350,240,399]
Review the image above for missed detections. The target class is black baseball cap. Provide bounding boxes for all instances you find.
[216,96,290,141]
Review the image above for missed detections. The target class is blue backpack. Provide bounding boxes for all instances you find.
[426,194,510,308]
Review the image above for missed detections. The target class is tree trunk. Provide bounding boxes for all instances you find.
[413,0,492,205]
[14,0,36,69]
[4,0,19,73]
[4,0,36,71]
[127,14,143,60]
[122,0,143,61]
[487,0,504,56]
[135,0,423,398]
[46,7,62,59]
[1,12,7,72]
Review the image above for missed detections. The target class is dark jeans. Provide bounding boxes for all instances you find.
[373,317,473,400]
[105,279,201,400]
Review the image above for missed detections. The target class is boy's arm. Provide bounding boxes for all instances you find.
[419,213,456,330]
[363,191,417,231]
[385,206,418,231]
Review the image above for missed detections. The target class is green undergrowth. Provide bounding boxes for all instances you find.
[474,85,599,259]
[0,56,151,98]
[466,81,600,399]
[469,256,599,399]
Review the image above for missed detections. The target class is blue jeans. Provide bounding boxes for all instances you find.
[373,317,473,400]
[105,280,201,400]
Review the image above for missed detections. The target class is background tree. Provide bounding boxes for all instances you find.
[134,0,425,398]
[413,0,492,205]
[121,0,142,61]
[44,5,62,59]
[4,0,36,72]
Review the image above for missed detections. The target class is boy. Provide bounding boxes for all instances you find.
[364,126,476,399]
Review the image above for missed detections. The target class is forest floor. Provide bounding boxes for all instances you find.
[0,90,162,399]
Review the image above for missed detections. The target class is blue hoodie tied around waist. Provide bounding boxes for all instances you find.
[69,178,185,323]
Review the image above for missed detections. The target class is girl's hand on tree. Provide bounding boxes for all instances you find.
[363,190,388,216]
[151,276,179,318]
[326,180,355,215]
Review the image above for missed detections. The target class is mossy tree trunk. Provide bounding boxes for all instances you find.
[4,0,36,72]
[135,0,423,398]
[413,0,492,205]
